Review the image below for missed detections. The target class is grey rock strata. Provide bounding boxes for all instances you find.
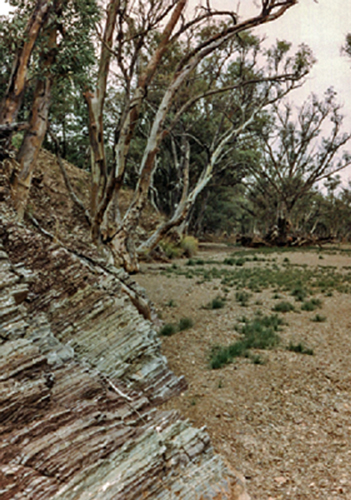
[0,214,249,500]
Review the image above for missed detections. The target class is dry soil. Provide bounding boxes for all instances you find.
[135,244,351,500]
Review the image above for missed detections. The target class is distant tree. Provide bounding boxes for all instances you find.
[137,37,314,255]
[246,89,351,240]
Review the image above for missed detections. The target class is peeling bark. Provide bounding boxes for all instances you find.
[84,0,120,227]
[11,2,63,219]
[0,0,51,155]
[12,76,53,218]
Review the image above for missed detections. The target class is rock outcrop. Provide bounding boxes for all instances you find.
[0,210,249,499]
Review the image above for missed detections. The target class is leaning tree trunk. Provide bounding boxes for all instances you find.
[137,138,190,256]
[135,111,257,259]
[12,76,53,218]
[11,5,60,218]
[0,0,51,157]
[109,226,139,273]
[84,0,120,236]
[88,0,187,247]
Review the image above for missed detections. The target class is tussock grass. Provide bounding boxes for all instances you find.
[272,301,295,313]
[291,285,308,302]
[178,317,194,331]
[209,314,282,369]
[301,298,322,311]
[181,236,198,257]
[287,342,314,355]
[204,296,226,309]
[163,252,351,295]
[159,323,178,336]
[166,299,177,307]
[311,313,327,322]
[235,291,251,307]
[159,317,194,336]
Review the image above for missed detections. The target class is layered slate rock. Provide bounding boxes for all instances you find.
[0,217,249,500]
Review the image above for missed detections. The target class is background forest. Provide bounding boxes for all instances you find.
[1,0,351,272]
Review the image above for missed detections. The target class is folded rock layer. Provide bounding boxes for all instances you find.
[0,212,249,500]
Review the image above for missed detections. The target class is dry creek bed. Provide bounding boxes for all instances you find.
[135,245,351,500]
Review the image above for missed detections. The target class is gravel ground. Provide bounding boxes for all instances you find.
[135,245,351,500]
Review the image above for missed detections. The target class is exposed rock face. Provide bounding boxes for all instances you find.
[0,212,249,499]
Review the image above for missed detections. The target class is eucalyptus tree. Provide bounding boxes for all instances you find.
[1,0,301,271]
[138,35,314,253]
[0,0,98,217]
[246,88,351,239]
[83,0,302,271]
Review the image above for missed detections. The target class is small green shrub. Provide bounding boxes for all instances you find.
[240,316,281,349]
[178,317,194,331]
[287,342,314,355]
[301,298,322,311]
[235,257,246,266]
[272,301,295,313]
[291,285,308,302]
[235,291,251,307]
[311,314,327,322]
[181,236,198,257]
[209,314,282,369]
[159,323,178,336]
[249,353,266,365]
[205,296,226,309]
[166,299,177,307]
[223,257,235,266]
[160,240,182,259]
[186,258,204,266]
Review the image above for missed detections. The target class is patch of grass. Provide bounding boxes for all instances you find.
[204,296,226,309]
[291,285,308,302]
[235,257,246,266]
[209,314,282,369]
[181,236,198,257]
[311,314,327,322]
[239,314,282,349]
[301,298,322,311]
[249,353,266,365]
[186,258,205,266]
[223,257,236,266]
[235,290,251,307]
[209,342,248,369]
[287,342,314,355]
[163,248,351,297]
[178,317,194,331]
[160,240,182,259]
[166,299,177,307]
[272,301,295,313]
[159,323,178,336]
[159,316,194,336]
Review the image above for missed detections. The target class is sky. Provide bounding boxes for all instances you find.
[1,0,351,179]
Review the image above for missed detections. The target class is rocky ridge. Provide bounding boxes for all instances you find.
[0,205,249,499]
